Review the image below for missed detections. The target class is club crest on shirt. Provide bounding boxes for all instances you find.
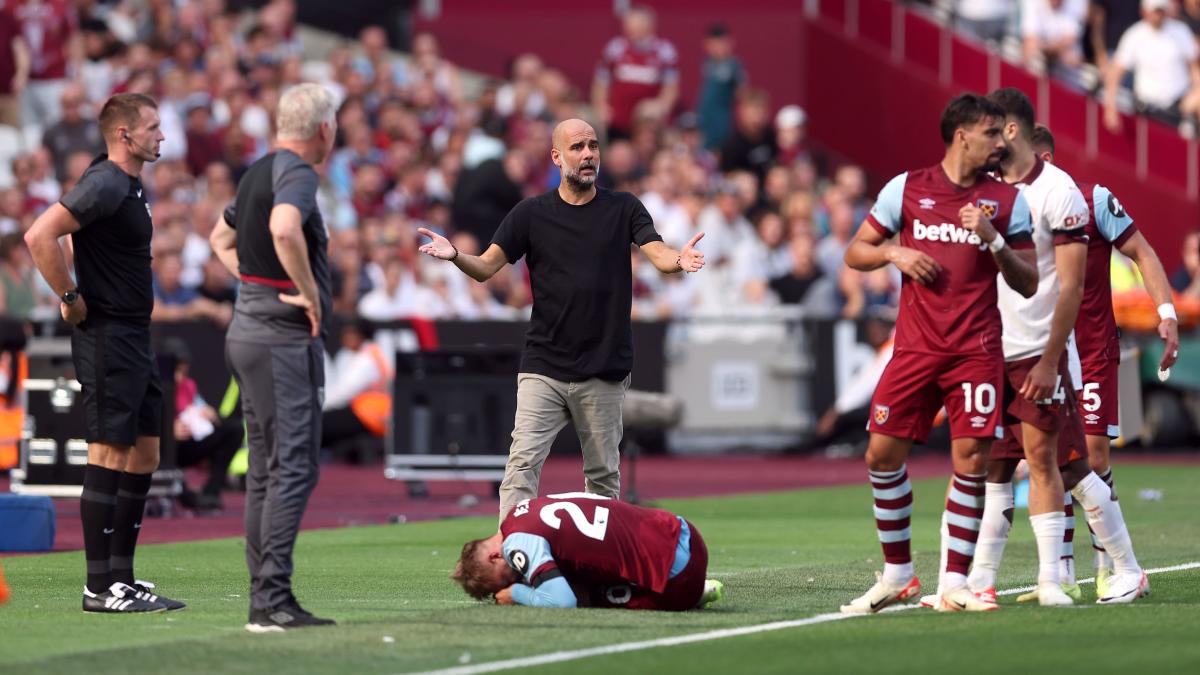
[976,199,999,219]
[874,404,890,425]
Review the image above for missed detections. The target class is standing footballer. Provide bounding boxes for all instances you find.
[840,94,1038,614]
[25,93,184,613]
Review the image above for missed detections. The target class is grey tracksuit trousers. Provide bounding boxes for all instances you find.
[226,337,324,611]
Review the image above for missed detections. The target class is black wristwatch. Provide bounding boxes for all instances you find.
[61,289,79,305]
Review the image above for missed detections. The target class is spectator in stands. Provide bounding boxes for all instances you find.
[1021,0,1087,78]
[184,94,222,177]
[592,5,679,140]
[841,267,900,320]
[774,105,808,167]
[1182,0,1200,36]
[769,231,824,306]
[321,317,392,464]
[451,148,526,245]
[358,257,442,321]
[1104,0,1200,134]
[496,53,547,120]
[720,89,776,180]
[42,83,104,181]
[1172,231,1200,297]
[14,0,76,128]
[816,197,856,280]
[1088,1,1142,82]
[10,154,51,215]
[164,338,241,513]
[0,232,36,319]
[197,253,237,306]
[152,252,231,326]
[696,23,747,150]
[955,0,1013,44]
[354,25,409,89]
[0,10,29,128]
[411,32,463,105]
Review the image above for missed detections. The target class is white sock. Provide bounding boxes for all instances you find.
[883,562,914,585]
[966,482,1013,592]
[936,510,949,595]
[1061,491,1076,585]
[1073,472,1140,575]
[1030,511,1065,586]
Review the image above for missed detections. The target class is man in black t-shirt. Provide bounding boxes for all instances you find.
[418,118,706,521]
[208,83,338,633]
[25,93,182,613]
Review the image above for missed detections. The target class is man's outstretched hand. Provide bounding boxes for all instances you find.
[418,227,456,261]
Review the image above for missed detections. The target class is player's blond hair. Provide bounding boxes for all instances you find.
[451,539,494,600]
[275,83,336,141]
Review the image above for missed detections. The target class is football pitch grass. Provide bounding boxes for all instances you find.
[2,463,1198,674]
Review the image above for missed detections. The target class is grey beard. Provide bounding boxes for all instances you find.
[564,167,598,191]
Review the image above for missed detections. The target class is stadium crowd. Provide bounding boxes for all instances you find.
[928,0,1200,134]
[0,0,1197,332]
[0,0,906,330]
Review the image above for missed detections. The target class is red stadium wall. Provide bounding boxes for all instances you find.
[416,0,1197,270]
[413,0,805,120]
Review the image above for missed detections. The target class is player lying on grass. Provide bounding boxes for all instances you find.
[452,493,723,610]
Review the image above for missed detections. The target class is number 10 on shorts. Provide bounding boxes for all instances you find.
[960,382,996,414]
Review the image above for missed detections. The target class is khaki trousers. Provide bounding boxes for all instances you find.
[498,373,629,522]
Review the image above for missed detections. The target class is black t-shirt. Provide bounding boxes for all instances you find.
[769,269,823,305]
[490,188,663,382]
[59,155,154,325]
[224,150,331,343]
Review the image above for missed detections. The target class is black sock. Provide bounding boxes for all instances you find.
[81,465,121,594]
[110,471,153,587]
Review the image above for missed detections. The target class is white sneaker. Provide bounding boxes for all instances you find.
[1037,582,1074,606]
[919,593,940,609]
[1097,570,1149,604]
[936,585,999,612]
[839,573,921,614]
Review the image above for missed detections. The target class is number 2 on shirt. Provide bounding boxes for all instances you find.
[540,501,610,541]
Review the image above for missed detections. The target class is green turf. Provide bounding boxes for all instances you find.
[2,464,1199,674]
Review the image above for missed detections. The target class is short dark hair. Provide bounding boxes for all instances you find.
[939,93,1005,145]
[98,93,157,139]
[988,87,1036,137]
[1031,124,1055,155]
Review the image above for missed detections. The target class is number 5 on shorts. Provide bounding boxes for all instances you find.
[960,382,996,414]
[1081,382,1101,412]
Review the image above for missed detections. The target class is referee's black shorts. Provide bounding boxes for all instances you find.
[71,319,163,447]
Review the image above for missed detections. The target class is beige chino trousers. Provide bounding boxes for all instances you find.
[497,373,630,522]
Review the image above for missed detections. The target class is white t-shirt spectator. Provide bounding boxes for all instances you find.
[958,0,1011,21]
[1021,0,1086,46]
[1114,18,1199,109]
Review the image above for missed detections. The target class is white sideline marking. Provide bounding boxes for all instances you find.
[412,561,1200,675]
[996,561,1200,596]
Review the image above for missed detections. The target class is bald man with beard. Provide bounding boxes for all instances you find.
[420,119,707,522]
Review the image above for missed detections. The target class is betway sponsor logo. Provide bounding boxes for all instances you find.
[912,219,986,249]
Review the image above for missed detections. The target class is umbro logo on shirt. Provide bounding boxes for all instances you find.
[919,198,936,210]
